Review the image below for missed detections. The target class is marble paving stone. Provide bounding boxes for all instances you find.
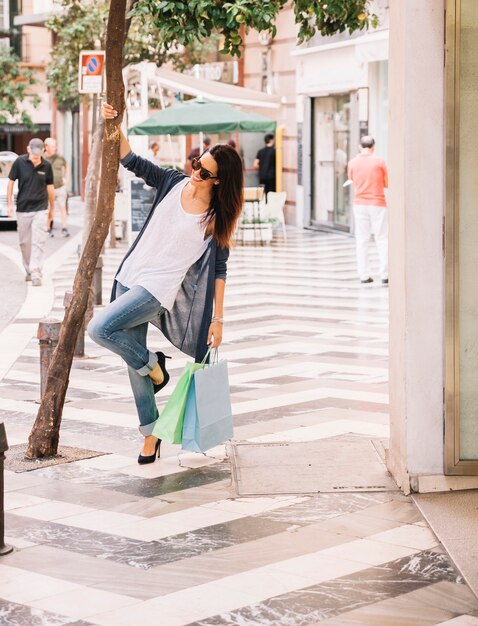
[12,500,93,522]
[0,570,80,604]
[188,551,462,626]
[315,596,455,625]
[255,492,394,524]
[313,510,402,538]
[30,462,232,499]
[54,510,145,533]
[15,479,146,511]
[4,471,50,493]
[318,579,478,625]
[26,586,140,620]
[0,544,172,601]
[438,617,478,626]
[352,499,423,524]
[370,523,439,551]
[157,480,234,506]
[4,492,49,511]
[395,580,478,615]
[5,509,301,571]
[140,524,358,592]
[105,505,244,542]
[0,563,37,582]
[319,537,419,566]
[3,535,37,549]
[0,598,95,626]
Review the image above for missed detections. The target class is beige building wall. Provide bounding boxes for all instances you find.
[243,5,299,225]
[387,0,478,493]
[16,3,53,131]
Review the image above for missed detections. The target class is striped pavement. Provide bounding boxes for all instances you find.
[1,226,477,625]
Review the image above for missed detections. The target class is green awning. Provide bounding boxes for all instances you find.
[129,98,276,136]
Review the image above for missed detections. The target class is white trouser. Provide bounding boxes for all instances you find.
[353,204,388,280]
[16,210,48,277]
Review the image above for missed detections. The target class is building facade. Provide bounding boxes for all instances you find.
[295,0,389,232]
[387,0,478,492]
[0,0,53,156]
[242,5,299,224]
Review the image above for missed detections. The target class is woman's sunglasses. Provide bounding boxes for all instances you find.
[191,157,218,181]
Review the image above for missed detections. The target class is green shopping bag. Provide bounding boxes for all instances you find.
[152,360,205,444]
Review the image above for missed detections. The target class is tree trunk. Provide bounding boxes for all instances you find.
[83,115,105,327]
[83,116,105,245]
[26,0,127,458]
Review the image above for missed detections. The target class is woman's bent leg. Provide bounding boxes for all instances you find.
[87,285,165,375]
[124,322,159,434]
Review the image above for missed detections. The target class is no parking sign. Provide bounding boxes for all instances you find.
[79,50,105,94]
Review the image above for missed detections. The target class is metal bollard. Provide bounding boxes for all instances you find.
[37,318,61,399]
[63,292,85,358]
[0,423,12,556]
[93,256,103,305]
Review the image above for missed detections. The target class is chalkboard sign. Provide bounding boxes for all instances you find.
[130,179,156,232]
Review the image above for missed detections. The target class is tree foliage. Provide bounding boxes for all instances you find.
[0,46,40,128]
[131,0,378,56]
[47,0,377,110]
[47,0,170,111]
[47,0,107,110]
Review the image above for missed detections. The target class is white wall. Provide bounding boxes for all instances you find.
[387,0,445,490]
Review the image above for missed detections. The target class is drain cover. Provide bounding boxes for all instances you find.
[229,435,398,496]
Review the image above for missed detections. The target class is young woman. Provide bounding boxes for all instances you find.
[88,102,243,464]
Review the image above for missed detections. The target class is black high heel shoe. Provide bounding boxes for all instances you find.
[153,351,171,394]
[138,438,161,465]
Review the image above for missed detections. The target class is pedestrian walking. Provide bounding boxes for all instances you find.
[88,102,243,465]
[347,136,389,285]
[254,133,276,198]
[6,138,54,286]
[44,138,70,238]
[146,141,161,166]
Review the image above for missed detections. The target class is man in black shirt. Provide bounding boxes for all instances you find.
[7,138,54,286]
[254,133,276,198]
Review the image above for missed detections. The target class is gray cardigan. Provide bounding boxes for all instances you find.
[111,151,229,362]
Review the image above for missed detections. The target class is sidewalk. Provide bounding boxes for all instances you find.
[1,222,478,625]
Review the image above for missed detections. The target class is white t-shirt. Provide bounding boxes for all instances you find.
[117,178,210,310]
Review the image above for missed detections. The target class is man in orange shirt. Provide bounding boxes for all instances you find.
[347,136,389,285]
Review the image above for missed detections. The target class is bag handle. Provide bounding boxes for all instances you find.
[200,346,219,365]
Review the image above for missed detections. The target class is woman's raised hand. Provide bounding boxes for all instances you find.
[101,102,118,120]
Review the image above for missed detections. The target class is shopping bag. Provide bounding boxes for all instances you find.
[153,360,204,444]
[181,354,233,452]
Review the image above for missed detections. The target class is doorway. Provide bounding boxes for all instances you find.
[311,94,354,231]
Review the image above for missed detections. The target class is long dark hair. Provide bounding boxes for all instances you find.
[203,144,244,248]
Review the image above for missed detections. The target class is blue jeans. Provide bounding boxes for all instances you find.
[87,283,166,435]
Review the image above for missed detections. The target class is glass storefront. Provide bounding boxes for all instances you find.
[311,94,354,231]
[445,0,478,472]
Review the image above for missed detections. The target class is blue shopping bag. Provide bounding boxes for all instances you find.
[181,356,233,452]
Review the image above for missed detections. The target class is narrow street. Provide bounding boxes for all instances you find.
[1,226,477,625]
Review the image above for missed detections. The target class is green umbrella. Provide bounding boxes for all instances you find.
[129,98,276,136]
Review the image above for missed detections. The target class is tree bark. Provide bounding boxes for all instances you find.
[83,114,105,326]
[26,0,127,458]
